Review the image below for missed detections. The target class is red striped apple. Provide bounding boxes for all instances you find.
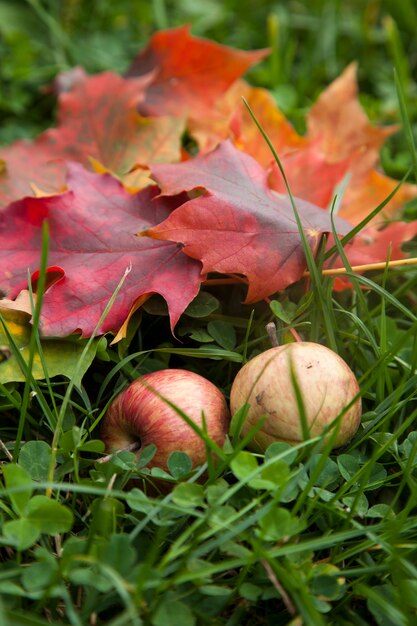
[101,369,230,470]
[230,342,361,450]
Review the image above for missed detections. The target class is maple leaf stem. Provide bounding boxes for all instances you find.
[204,258,417,288]
[306,257,417,277]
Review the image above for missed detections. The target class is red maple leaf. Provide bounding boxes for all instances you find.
[268,142,349,209]
[0,164,202,337]
[182,60,417,229]
[333,221,417,268]
[304,63,417,225]
[326,221,417,290]
[43,70,184,176]
[144,141,347,302]
[0,141,68,208]
[127,25,269,119]
[188,79,304,163]
[0,70,183,207]
[306,63,397,168]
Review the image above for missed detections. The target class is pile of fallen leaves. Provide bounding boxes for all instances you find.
[1,25,416,353]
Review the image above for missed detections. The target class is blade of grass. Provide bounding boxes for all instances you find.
[394,68,417,183]
[46,265,132,496]
[242,96,338,349]
[324,169,412,260]
[13,221,51,460]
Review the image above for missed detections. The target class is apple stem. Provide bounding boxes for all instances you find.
[97,441,140,464]
[266,321,279,347]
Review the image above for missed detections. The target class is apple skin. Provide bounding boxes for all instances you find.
[101,369,230,470]
[230,342,361,451]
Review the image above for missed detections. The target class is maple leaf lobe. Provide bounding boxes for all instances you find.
[146,141,342,302]
[0,164,202,338]
[127,25,269,118]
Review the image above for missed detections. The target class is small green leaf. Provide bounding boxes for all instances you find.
[0,581,28,597]
[167,451,193,479]
[265,442,298,466]
[2,519,40,551]
[150,467,173,480]
[172,483,205,508]
[310,574,344,601]
[207,320,236,350]
[152,597,196,626]
[230,451,258,481]
[257,507,299,541]
[401,579,417,609]
[367,584,405,626]
[206,479,229,505]
[342,493,369,518]
[126,489,154,514]
[309,454,340,488]
[366,504,395,519]
[26,495,74,534]
[22,560,57,592]
[230,452,280,490]
[270,300,294,324]
[208,505,236,529]
[69,566,112,593]
[220,540,252,558]
[77,439,105,453]
[260,459,290,489]
[142,295,169,316]
[184,291,220,318]
[88,497,124,539]
[337,454,360,481]
[368,463,387,487]
[100,534,137,578]
[199,584,232,596]
[239,582,262,601]
[2,463,33,516]
[18,441,52,482]
[189,328,215,343]
[137,444,157,469]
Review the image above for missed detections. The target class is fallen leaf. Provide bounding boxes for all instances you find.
[0,289,35,318]
[44,70,184,178]
[188,80,304,163]
[335,221,417,267]
[0,70,182,207]
[268,142,349,208]
[299,63,417,225]
[0,141,67,208]
[230,83,304,166]
[0,164,202,337]
[145,141,347,302]
[327,220,417,290]
[127,25,269,119]
[306,63,397,169]
[0,306,101,385]
[339,169,417,225]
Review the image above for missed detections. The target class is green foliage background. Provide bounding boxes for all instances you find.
[1,0,417,147]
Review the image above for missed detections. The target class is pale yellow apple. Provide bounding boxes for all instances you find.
[230,342,361,450]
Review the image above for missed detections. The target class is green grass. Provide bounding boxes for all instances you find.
[2,1,417,624]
